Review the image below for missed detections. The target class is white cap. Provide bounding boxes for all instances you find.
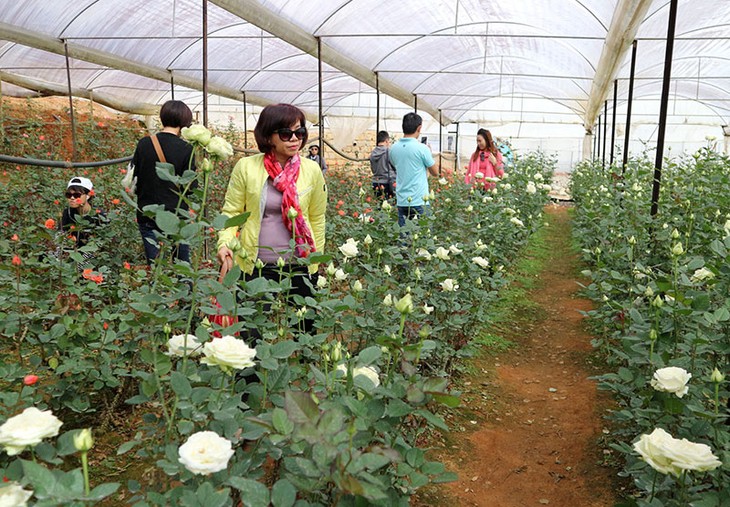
[67,176,93,192]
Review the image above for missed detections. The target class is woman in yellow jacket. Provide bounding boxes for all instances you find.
[217,103,327,332]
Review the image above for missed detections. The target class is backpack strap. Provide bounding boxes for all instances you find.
[149,134,167,163]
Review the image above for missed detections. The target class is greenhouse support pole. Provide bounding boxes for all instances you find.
[595,116,601,163]
[623,40,637,173]
[593,123,597,161]
[63,40,78,161]
[455,122,460,172]
[438,110,443,177]
[170,72,175,100]
[723,125,730,155]
[375,72,380,141]
[651,0,678,218]
[242,92,248,150]
[0,79,4,140]
[413,94,417,114]
[602,101,607,170]
[317,37,324,160]
[202,0,209,127]
[610,80,617,166]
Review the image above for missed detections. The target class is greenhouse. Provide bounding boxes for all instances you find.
[0,1,728,506]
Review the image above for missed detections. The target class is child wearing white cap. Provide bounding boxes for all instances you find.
[60,176,107,264]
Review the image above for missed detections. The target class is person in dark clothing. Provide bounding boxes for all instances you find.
[59,176,107,267]
[130,100,195,264]
[306,144,327,173]
[369,130,396,200]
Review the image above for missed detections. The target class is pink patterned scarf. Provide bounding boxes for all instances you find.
[263,151,316,258]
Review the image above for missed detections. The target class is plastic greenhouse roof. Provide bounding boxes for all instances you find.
[0,0,729,139]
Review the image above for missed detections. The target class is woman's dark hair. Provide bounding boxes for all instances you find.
[471,128,497,162]
[254,104,308,153]
[160,100,193,128]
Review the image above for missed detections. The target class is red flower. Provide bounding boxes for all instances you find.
[123,262,131,270]
[11,255,21,266]
[88,189,95,196]
[44,218,56,229]
[23,374,39,386]
[112,198,120,205]
[103,322,109,330]
[338,210,345,216]
[39,135,45,141]
[352,211,359,218]
[10,234,19,241]
[97,121,105,128]
[54,199,60,205]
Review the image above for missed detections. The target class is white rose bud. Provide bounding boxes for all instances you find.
[466,205,473,212]
[181,124,212,146]
[652,295,664,308]
[384,265,392,275]
[167,334,203,357]
[255,258,265,270]
[476,277,483,285]
[277,257,286,268]
[73,428,94,452]
[317,276,328,288]
[383,294,393,307]
[628,236,636,245]
[334,268,348,281]
[352,280,363,292]
[440,279,459,292]
[330,341,343,363]
[414,267,422,280]
[417,248,432,261]
[326,262,337,276]
[395,293,414,314]
[671,228,680,239]
[382,200,392,211]
[449,244,463,255]
[339,238,359,259]
[423,303,434,315]
[671,243,684,256]
[438,178,448,185]
[178,431,234,475]
[200,158,213,173]
[651,366,691,398]
[363,234,373,246]
[472,256,489,268]
[711,368,725,383]
[435,247,450,260]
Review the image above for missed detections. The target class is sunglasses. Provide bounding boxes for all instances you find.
[65,192,85,199]
[275,127,307,142]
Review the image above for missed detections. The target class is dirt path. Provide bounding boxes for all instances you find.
[417,205,617,507]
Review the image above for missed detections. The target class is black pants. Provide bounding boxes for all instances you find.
[373,181,395,200]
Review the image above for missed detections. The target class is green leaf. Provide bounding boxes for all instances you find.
[117,440,138,455]
[155,210,180,234]
[271,340,298,359]
[87,482,121,501]
[431,392,461,408]
[357,346,382,365]
[170,371,192,398]
[272,407,294,435]
[284,391,319,425]
[227,477,270,507]
[224,212,251,229]
[271,478,297,507]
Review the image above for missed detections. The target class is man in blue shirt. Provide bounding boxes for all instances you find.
[389,112,437,226]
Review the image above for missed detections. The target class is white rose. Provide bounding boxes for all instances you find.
[526,182,537,194]
[449,244,463,255]
[201,335,256,371]
[504,207,516,215]
[0,482,33,506]
[435,247,450,260]
[395,294,414,314]
[691,267,714,283]
[474,172,484,179]
[334,268,348,281]
[181,124,212,146]
[381,200,392,211]
[167,334,203,357]
[0,407,63,455]
[178,431,234,475]
[541,184,552,192]
[510,217,524,227]
[534,172,543,181]
[352,280,363,292]
[472,256,489,268]
[339,238,359,259]
[466,205,473,212]
[671,242,684,256]
[438,178,448,185]
[353,366,380,389]
[317,276,328,288]
[326,262,337,276]
[423,303,434,315]
[634,428,721,477]
[383,294,393,307]
[651,366,691,398]
[417,248,432,261]
[205,136,234,160]
[503,183,512,190]
[440,279,458,292]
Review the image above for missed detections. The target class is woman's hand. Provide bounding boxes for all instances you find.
[217,246,234,280]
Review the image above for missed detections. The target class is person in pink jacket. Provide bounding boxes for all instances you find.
[464,128,504,189]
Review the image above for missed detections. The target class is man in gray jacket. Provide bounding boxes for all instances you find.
[369,130,396,200]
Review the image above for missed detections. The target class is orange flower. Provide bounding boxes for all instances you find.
[44,218,56,229]
[103,322,109,330]
[338,210,345,216]
[82,268,93,279]
[97,121,105,128]
[365,196,372,203]
[123,262,131,270]
[112,198,120,205]
[23,375,39,386]
[337,200,344,206]
[88,189,95,196]
[352,211,359,218]
[54,199,60,205]
[11,255,21,266]
[39,135,45,141]
[10,234,18,241]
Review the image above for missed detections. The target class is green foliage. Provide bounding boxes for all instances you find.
[571,147,730,505]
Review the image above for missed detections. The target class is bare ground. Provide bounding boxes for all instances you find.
[415,205,618,507]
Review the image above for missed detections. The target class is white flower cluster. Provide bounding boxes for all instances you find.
[180,125,233,161]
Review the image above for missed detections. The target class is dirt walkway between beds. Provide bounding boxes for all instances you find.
[415,204,619,507]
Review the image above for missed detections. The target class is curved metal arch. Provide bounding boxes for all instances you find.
[448,92,586,123]
[312,0,356,35]
[166,21,253,69]
[676,22,730,37]
[627,78,730,117]
[409,53,592,96]
[372,20,598,76]
[632,54,730,76]
[289,73,364,106]
[58,0,103,39]
[573,0,609,31]
[237,51,320,90]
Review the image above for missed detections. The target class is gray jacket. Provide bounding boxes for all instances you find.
[369,145,396,184]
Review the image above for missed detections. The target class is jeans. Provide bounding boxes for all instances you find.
[138,222,190,265]
[397,205,426,227]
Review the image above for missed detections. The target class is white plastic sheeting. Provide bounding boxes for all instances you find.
[0,0,729,170]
